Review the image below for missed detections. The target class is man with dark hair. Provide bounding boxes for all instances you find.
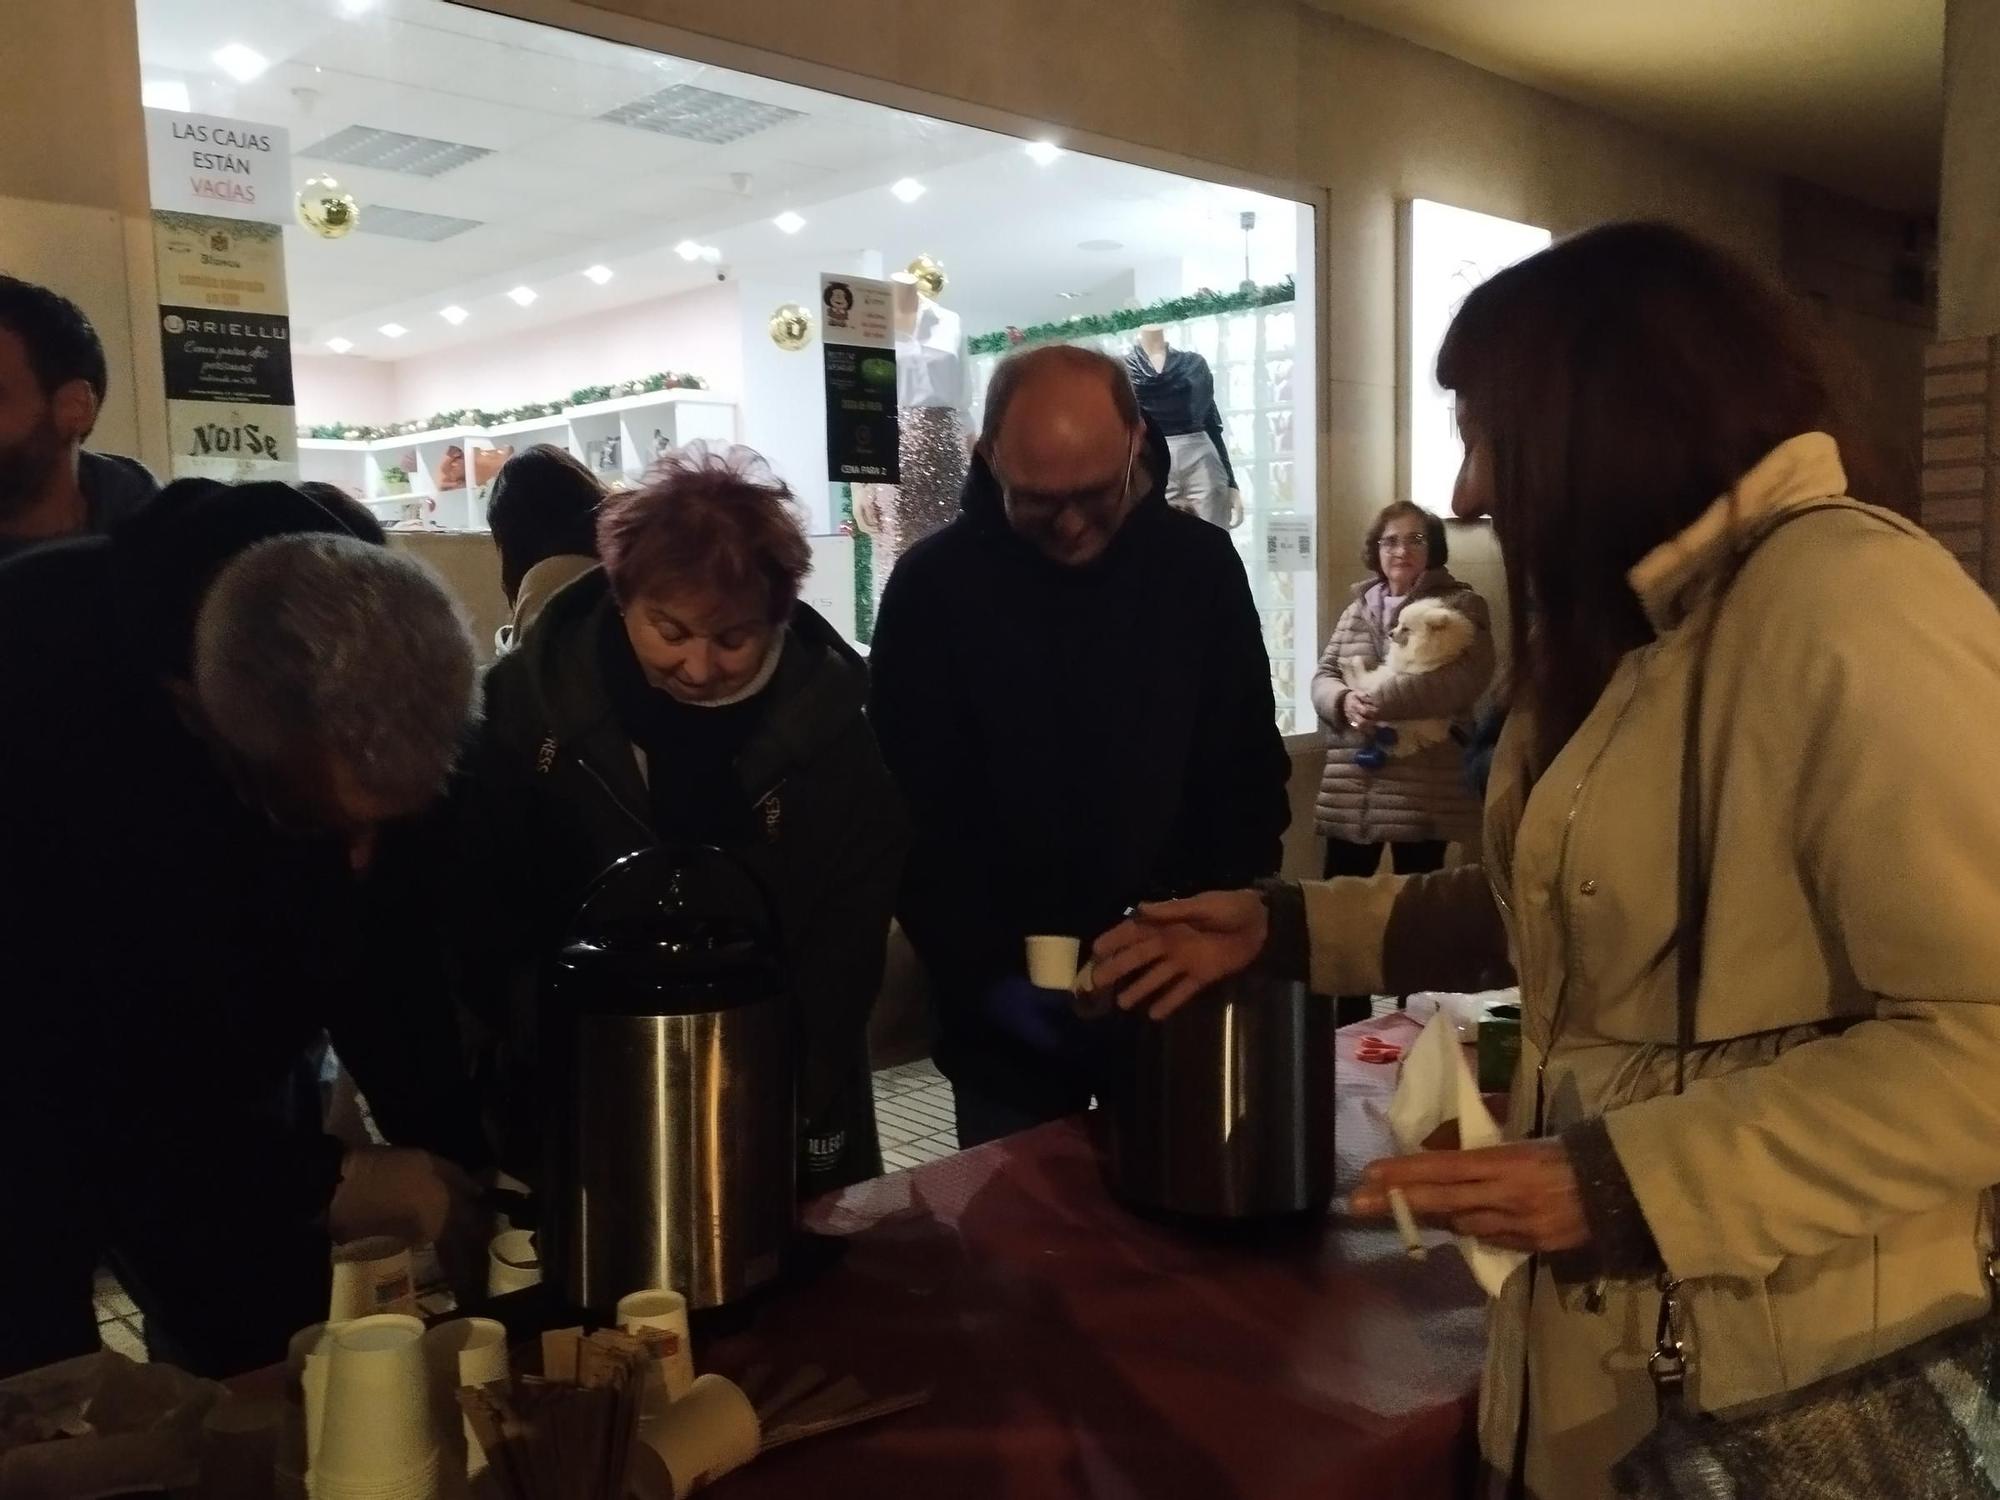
[869,344,1291,1146]
[0,478,487,1378]
[485,443,604,652]
[0,273,157,561]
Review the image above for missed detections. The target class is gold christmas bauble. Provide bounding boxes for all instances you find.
[296,175,359,239]
[906,254,946,299]
[768,303,814,352]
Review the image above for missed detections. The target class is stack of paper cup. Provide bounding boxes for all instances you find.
[629,1374,761,1500]
[618,1289,696,1413]
[288,1321,339,1479]
[486,1230,541,1297]
[330,1235,418,1321]
[423,1317,509,1481]
[313,1314,441,1500]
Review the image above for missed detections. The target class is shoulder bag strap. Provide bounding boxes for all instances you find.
[1654,498,1890,1408]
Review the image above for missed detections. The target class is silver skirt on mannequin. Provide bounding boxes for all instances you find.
[875,404,969,602]
[1164,432,1231,526]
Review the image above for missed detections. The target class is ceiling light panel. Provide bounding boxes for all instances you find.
[439,305,469,324]
[355,206,483,242]
[506,286,537,306]
[302,124,494,179]
[583,264,614,284]
[600,83,805,145]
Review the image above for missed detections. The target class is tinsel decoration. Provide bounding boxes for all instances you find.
[303,371,709,441]
[968,276,1296,355]
[295,175,359,239]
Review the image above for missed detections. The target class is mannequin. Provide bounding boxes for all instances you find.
[1126,325,1244,528]
[855,273,969,605]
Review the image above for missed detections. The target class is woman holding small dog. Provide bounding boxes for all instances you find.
[1312,501,1492,1022]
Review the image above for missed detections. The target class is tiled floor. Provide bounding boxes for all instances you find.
[88,1059,966,1354]
[870,1057,960,1172]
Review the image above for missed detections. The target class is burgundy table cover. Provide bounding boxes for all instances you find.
[707,1008,1487,1499]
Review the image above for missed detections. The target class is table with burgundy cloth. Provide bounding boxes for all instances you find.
[705,1007,1486,1500]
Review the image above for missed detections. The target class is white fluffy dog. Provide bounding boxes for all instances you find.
[1342,598,1477,757]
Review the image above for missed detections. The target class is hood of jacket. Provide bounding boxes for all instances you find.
[108,477,361,678]
[498,563,869,797]
[955,409,1176,572]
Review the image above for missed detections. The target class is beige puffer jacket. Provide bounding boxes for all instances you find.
[1310,569,1493,844]
[1298,433,2000,1498]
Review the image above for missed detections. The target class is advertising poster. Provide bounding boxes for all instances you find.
[143,110,297,481]
[821,274,899,485]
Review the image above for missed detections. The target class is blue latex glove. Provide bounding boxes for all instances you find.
[980,974,1081,1054]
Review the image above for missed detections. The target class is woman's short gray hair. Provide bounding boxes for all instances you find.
[193,533,478,808]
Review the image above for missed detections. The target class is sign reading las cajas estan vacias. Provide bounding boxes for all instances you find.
[144,109,290,223]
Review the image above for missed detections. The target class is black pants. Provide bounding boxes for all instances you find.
[0,1148,332,1381]
[1323,838,1449,1026]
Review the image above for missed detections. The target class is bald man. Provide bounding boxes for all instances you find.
[869,345,1290,1146]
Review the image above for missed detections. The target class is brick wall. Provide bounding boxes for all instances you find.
[1921,335,1996,588]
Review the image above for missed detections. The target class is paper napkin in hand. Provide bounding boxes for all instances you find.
[1385,1010,1529,1297]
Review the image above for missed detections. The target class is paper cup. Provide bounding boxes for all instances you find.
[630,1374,761,1499]
[1024,935,1081,991]
[330,1234,417,1321]
[424,1317,510,1480]
[315,1314,439,1492]
[618,1288,696,1405]
[486,1229,541,1296]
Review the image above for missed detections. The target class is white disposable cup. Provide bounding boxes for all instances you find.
[287,1321,339,1470]
[315,1314,439,1491]
[630,1374,761,1499]
[1025,935,1081,991]
[618,1288,696,1405]
[424,1317,510,1480]
[486,1230,541,1296]
[313,1449,441,1500]
[330,1235,417,1322]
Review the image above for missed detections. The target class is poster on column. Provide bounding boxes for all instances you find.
[142,110,297,482]
[821,274,899,485]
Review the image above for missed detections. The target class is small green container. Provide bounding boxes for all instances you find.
[1477,1004,1523,1094]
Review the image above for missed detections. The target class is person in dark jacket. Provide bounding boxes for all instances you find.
[449,444,905,1197]
[485,443,604,655]
[0,274,157,562]
[0,479,488,1379]
[869,344,1290,1147]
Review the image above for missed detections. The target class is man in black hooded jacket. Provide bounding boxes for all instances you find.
[870,345,1290,1146]
[0,479,487,1378]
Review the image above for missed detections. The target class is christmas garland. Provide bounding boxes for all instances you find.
[967,276,1296,355]
[304,370,708,442]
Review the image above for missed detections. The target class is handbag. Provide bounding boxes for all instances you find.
[1611,502,2000,1498]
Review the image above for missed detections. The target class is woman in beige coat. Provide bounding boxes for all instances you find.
[1090,222,2000,1497]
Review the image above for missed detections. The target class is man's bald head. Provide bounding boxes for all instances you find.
[979,346,1147,566]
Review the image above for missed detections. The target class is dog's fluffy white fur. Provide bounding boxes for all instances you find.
[1341,598,1476,756]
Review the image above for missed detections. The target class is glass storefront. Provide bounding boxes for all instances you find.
[133,0,1319,728]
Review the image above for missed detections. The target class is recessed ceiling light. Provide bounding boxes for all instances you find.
[772,211,805,235]
[1057,291,1084,300]
[582,264,614,285]
[142,79,191,111]
[325,336,354,354]
[506,286,538,307]
[378,323,407,339]
[439,305,468,325]
[338,0,378,14]
[674,240,703,261]
[890,177,926,204]
[211,44,269,83]
[1024,140,1062,166]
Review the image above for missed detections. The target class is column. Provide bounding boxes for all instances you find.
[1929,0,2000,590]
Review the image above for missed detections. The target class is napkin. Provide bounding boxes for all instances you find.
[1385,1010,1529,1297]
